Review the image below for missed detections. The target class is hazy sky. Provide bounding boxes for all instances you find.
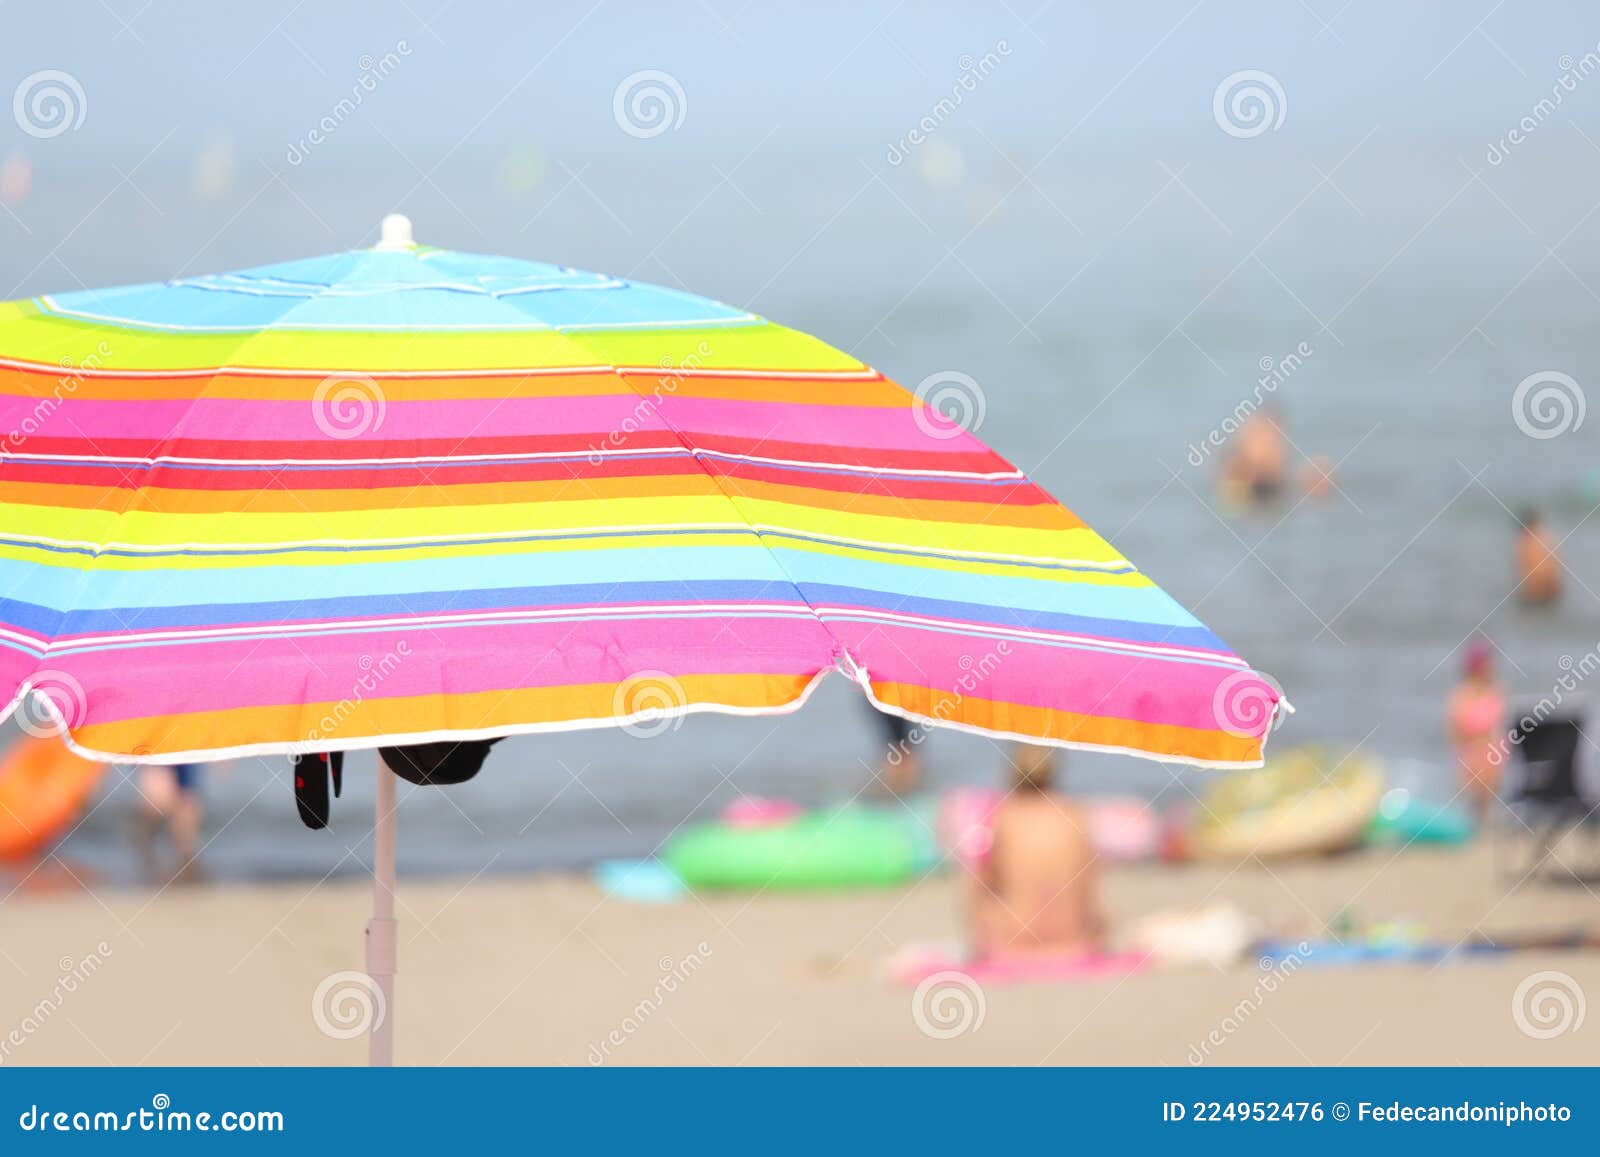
[6,2,1600,309]
[8,1,1600,154]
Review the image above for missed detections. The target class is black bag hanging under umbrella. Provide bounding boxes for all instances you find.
[291,740,501,829]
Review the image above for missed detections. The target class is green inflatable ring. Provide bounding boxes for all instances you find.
[665,805,933,891]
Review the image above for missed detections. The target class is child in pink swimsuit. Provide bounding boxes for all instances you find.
[1448,641,1507,825]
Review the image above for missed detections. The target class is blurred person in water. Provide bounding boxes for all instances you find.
[1220,404,1289,507]
[134,763,205,882]
[1299,453,1336,500]
[967,746,1104,958]
[1447,641,1507,826]
[1515,509,1562,606]
[872,708,921,796]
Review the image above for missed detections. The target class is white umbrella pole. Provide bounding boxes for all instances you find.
[366,757,398,1066]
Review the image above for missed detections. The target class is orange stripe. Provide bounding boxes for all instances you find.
[0,368,623,402]
[2,471,1069,524]
[0,367,914,406]
[70,673,819,759]
[613,371,911,407]
[870,680,1264,765]
[719,476,1080,529]
[0,473,725,514]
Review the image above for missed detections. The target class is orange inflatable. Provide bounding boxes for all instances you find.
[0,737,107,860]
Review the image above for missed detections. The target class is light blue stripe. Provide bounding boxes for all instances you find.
[0,541,1195,628]
[772,548,1202,629]
[43,270,750,333]
[0,546,801,611]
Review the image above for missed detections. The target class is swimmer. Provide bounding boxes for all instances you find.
[1514,509,1562,606]
[1299,453,1335,500]
[872,708,921,796]
[1221,405,1288,505]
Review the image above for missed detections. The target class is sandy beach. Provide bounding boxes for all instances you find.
[2,840,1594,1066]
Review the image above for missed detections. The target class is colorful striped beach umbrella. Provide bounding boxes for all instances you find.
[0,215,1286,1061]
[1,215,1285,769]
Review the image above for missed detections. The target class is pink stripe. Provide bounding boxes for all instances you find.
[5,395,985,451]
[662,398,985,452]
[2,395,667,442]
[828,620,1267,735]
[53,615,839,723]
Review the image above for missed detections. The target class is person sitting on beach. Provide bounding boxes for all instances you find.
[1447,640,1507,826]
[967,746,1104,958]
[1515,509,1562,606]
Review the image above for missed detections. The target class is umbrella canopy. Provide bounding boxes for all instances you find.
[0,217,1285,769]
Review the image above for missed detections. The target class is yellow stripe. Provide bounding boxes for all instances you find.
[0,530,761,572]
[0,495,1127,561]
[0,302,868,374]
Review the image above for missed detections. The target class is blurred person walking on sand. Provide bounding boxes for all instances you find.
[967,746,1104,958]
[134,763,205,882]
[1447,641,1507,826]
[1221,404,1288,507]
[1515,509,1562,606]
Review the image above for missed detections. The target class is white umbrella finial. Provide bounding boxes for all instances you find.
[376,213,414,250]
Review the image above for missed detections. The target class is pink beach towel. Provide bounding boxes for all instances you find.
[889,943,1149,986]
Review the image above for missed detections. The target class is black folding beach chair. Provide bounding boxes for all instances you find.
[1500,712,1600,880]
